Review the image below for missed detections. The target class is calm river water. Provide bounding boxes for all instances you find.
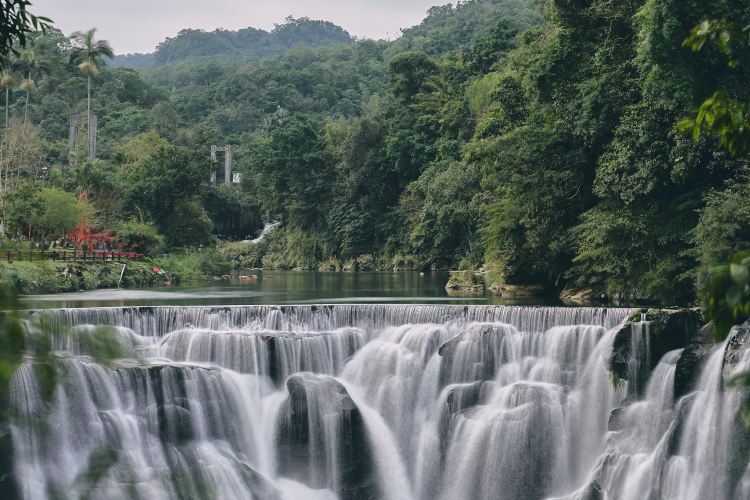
[20,271,557,309]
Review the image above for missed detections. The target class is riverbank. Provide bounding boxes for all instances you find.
[219,239,422,273]
[0,260,162,294]
[0,249,235,295]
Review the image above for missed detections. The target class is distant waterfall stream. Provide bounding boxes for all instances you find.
[8,305,750,499]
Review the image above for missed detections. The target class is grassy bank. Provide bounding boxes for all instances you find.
[0,260,162,295]
[153,250,233,283]
[0,248,234,295]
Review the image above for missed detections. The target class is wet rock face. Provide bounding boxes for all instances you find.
[275,374,378,500]
[609,322,633,382]
[720,320,750,498]
[438,381,486,443]
[0,419,19,500]
[723,320,750,381]
[609,309,703,391]
[120,365,196,445]
[674,323,715,399]
[581,481,604,500]
[608,407,627,432]
[438,324,510,387]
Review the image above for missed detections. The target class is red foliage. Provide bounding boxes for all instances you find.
[67,225,114,250]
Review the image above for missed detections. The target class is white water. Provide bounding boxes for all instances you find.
[8,305,750,499]
[245,221,281,244]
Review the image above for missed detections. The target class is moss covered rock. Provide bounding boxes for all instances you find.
[609,308,703,394]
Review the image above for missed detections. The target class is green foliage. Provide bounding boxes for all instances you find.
[0,260,161,294]
[163,198,214,247]
[121,140,212,246]
[260,227,326,270]
[146,17,352,67]
[154,248,232,282]
[683,19,749,68]
[705,252,750,341]
[74,446,120,500]
[0,0,52,67]
[202,185,261,240]
[678,91,750,156]
[242,114,332,230]
[112,218,165,255]
[695,180,750,289]
[389,51,437,103]
[30,187,91,239]
[6,0,750,306]
[0,285,23,405]
[49,160,123,224]
[218,240,265,269]
[679,17,750,155]
[69,28,114,75]
[386,0,540,58]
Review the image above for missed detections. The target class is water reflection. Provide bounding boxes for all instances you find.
[20,271,558,309]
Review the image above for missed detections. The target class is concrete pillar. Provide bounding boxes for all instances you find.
[224,145,232,185]
[88,113,97,160]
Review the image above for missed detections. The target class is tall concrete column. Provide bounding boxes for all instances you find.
[224,145,232,185]
[88,113,97,160]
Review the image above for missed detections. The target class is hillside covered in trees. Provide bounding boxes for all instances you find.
[1,0,749,304]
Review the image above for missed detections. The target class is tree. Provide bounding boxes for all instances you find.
[16,35,52,123]
[679,19,750,156]
[121,139,212,246]
[0,56,16,127]
[69,28,113,152]
[0,0,52,68]
[49,159,123,224]
[0,119,42,236]
[680,17,750,339]
[242,114,333,230]
[30,187,91,240]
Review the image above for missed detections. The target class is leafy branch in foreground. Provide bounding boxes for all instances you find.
[683,18,750,420]
[0,1,52,67]
[704,252,750,341]
[679,19,750,156]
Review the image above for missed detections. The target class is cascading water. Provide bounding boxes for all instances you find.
[7,305,750,499]
[244,221,281,244]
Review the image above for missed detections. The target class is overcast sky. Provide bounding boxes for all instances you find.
[33,0,443,55]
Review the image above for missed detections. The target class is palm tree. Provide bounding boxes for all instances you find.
[1,70,15,128]
[69,28,113,148]
[17,40,52,124]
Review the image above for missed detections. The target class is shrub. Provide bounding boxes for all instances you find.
[154,249,232,282]
[695,181,750,289]
[113,219,166,256]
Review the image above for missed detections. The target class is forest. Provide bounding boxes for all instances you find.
[1,0,749,304]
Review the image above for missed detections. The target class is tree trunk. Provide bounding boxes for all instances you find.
[5,86,8,128]
[23,72,30,124]
[87,74,91,151]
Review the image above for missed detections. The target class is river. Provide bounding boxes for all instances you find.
[19,271,556,309]
[6,276,750,500]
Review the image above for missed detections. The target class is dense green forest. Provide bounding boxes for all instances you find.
[1,0,749,304]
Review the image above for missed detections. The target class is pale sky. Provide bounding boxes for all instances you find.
[33,0,443,55]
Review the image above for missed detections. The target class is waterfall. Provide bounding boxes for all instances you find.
[8,305,750,499]
[245,221,281,244]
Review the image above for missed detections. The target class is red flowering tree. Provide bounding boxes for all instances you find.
[67,226,113,257]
